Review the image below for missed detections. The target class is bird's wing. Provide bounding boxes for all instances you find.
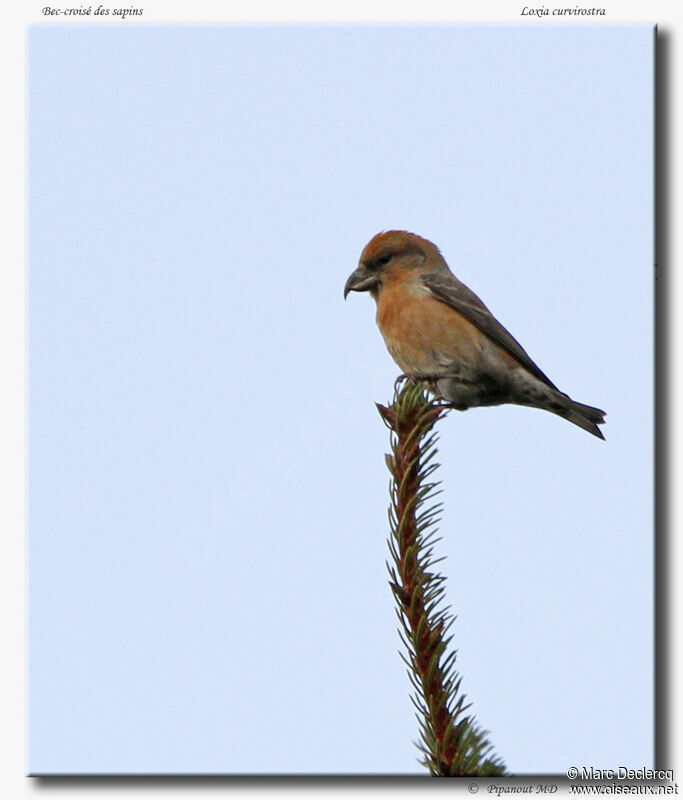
[422,271,558,390]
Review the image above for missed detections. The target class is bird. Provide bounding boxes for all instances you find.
[344,231,606,439]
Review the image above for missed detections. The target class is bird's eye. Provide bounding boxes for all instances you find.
[374,253,393,267]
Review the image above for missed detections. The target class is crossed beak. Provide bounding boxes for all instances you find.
[343,265,380,299]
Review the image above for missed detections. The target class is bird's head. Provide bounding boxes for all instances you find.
[344,230,445,301]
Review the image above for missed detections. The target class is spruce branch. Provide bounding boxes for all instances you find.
[377,379,506,777]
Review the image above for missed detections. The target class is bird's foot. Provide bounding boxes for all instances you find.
[394,372,444,392]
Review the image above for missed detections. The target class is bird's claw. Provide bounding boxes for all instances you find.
[394,373,411,391]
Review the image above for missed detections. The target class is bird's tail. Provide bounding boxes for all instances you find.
[555,397,606,440]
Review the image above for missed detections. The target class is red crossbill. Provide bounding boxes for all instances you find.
[344,231,605,439]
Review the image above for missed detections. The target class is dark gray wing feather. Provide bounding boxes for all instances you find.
[422,271,558,390]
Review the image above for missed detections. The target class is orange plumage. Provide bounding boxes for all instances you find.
[344,231,605,439]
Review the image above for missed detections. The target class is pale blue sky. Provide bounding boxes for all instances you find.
[28,25,654,774]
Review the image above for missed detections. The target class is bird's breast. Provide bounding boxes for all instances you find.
[375,281,485,374]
